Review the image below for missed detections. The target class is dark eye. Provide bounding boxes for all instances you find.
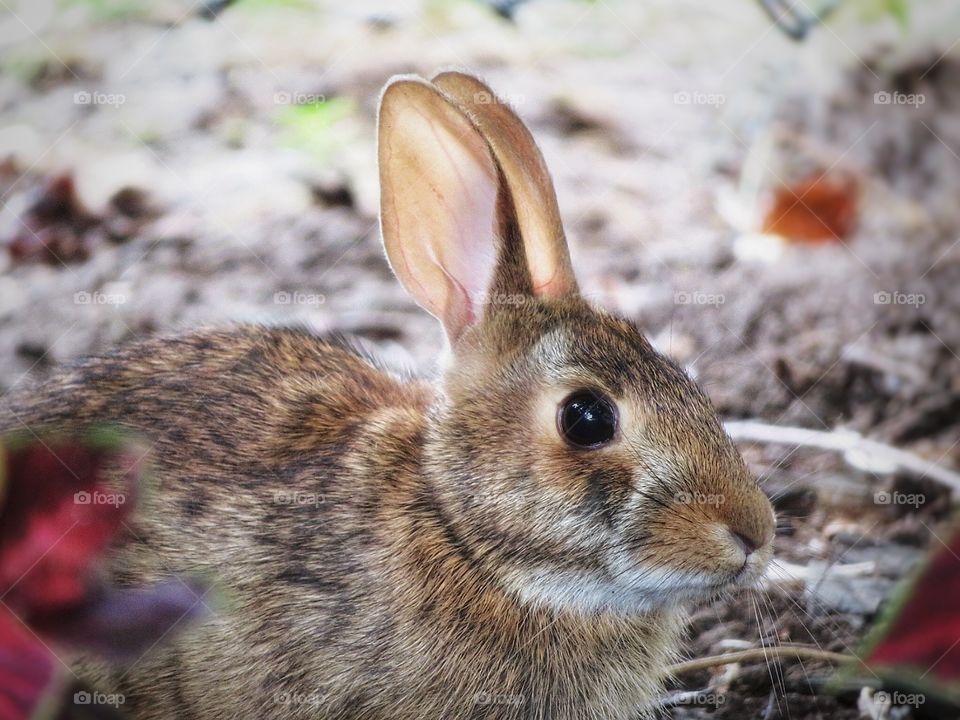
[557,390,618,449]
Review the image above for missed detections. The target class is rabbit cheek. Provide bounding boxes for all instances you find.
[583,467,634,528]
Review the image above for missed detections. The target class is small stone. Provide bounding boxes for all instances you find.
[806,562,893,616]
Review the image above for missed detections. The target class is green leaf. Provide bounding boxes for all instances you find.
[885,0,909,27]
[58,0,150,21]
[276,96,356,159]
[234,0,314,10]
[855,0,910,27]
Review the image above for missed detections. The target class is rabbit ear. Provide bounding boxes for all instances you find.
[378,76,502,343]
[431,70,578,300]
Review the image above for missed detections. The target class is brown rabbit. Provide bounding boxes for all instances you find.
[1,72,775,719]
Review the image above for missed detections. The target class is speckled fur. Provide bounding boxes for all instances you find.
[0,73,774,720]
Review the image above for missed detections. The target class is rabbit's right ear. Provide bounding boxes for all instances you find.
[378,77,502,344]
[430,71,577,301]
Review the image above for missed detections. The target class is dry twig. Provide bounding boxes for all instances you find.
[724,420,960,493]
[668,645,857,675]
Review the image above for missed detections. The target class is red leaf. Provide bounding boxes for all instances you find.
[863,523,960,696]
[0,436,140,617]
[762,173,859,244]
[0,607,61,720]
[0,432,213,718]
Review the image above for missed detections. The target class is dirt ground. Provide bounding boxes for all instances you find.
[2,0,960,718]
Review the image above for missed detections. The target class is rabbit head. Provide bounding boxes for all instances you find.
[378,71,775,616]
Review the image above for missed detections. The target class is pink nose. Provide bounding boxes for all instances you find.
[728,529,759,556]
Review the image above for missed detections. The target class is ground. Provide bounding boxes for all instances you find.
[2,0,960,718]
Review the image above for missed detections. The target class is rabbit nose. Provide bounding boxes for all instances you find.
[727,528,759,556]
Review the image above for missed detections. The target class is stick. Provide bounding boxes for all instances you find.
[724,420,960,493]
[667,645,857,675]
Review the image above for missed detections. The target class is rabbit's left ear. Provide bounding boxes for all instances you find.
[431,71,578,300]
[378,73,578,345]
[378,76,503,343]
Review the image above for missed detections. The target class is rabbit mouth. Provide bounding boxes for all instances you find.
[705,554,770,592]
[655,567,765,606]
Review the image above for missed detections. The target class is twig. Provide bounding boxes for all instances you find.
[755,0,840,41]
[724,420,960,493]
[668,645,857,675]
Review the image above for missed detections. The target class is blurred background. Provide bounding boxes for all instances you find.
[2,0,960,717]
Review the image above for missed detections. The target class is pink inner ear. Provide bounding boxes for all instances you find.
[379,80,506,343]
[445,189,499,318]
[425,120,499,334]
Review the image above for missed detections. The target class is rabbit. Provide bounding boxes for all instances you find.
[0,71,776,720]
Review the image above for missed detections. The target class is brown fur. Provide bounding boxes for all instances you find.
[0,72,775,719]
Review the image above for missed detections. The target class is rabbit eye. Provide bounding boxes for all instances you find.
[557,390,618,449]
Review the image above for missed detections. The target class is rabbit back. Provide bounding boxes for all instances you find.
[1,326,438,718]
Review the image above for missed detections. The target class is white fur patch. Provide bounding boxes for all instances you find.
[503,542,770,616]
[504,563,716,616]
